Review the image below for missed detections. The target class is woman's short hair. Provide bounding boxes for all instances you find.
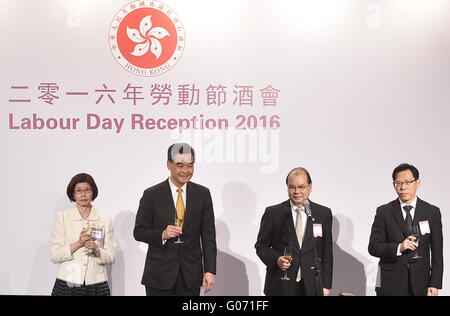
[66,173,98,202]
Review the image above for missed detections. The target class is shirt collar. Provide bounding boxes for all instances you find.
[168,177,186,192]
[399,196,418,210]
[289,200,305,213]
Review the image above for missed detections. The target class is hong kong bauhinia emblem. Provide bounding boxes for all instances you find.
[109,1,185,76]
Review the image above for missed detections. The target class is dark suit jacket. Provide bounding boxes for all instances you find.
[255,199,333,296]
[133,179,217,290]
[368,198,443,296]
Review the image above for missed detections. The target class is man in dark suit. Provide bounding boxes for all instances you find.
[368,163,443,296]
[134,143,217,296]
[255,167,333,296]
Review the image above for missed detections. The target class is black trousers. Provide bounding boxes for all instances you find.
[145,270,200,296]
[375,269,418,296]
[295,280,307,296]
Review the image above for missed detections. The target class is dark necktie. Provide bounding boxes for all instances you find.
[403,205,413,235]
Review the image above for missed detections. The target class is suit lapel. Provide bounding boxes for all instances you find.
[163,179,177,224]
[413,197,427,225]
[301,201,314,253]
[184,181,194,231]
[391,199,408,237]
[392,197,428,237]
[281,201,300,254]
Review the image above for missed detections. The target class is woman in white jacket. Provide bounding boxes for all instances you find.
[50,173,115,296]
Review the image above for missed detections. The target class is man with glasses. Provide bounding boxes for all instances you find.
[368,163,443,296]
[255,167,333,296]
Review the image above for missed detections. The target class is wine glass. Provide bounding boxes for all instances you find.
[174,214,184,244]
[90,220,103,249]
[410,224,422,260]
[82,220,93,255]
[280,246,293,280]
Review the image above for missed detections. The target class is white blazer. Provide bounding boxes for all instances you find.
[50,206,115,286]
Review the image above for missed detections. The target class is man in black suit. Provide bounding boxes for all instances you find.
[134,143,217,296]
[368,163,443,296]
[255,167,333,296]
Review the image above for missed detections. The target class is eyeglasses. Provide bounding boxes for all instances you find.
[393,179,417,188]
[74,188,92,195]
[288,184,310,192]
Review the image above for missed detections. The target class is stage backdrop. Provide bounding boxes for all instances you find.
[1,0,449,296]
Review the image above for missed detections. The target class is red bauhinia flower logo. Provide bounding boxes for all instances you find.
[127,15,169,59]
[109,1,185,77]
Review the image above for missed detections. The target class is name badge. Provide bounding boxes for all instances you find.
[313,224,323,238]
[419,221,430,235]
[91,228,103,242]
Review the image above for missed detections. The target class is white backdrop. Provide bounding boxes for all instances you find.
[1,0,449,296]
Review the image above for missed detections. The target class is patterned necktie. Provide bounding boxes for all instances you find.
[295,208,303,282]
[403,205,413,235]
[176,188,185,228]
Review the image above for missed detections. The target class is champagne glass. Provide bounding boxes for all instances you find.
[91,220,102,250]
[174,214,184,244]
[280,246,293,280]
[82,220,93,255]
[410,224,422,260]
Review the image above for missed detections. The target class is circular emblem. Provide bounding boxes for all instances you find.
[109,1,185,77]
